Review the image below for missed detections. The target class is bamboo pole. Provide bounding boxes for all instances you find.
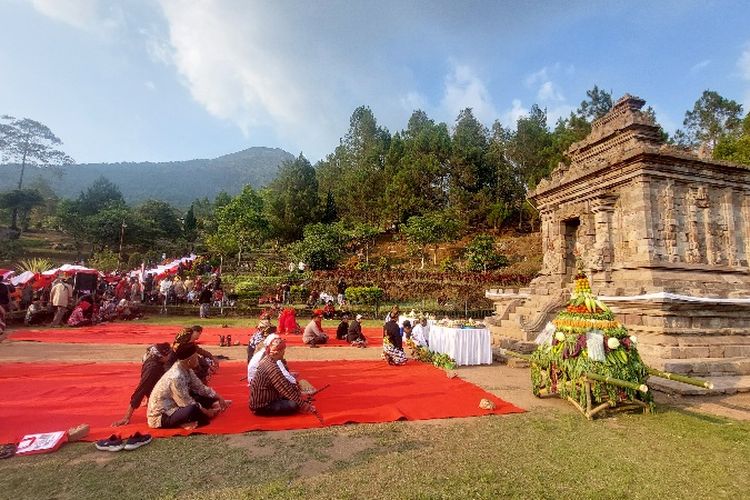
[585,372,649,393]
[501,349,532,362]
[647,368,714,390]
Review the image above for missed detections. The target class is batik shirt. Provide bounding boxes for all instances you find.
[147,362,216,428]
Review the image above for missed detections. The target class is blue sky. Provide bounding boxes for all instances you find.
[1,0,749,164]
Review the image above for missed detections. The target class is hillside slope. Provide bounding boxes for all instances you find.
[0,147,294,207]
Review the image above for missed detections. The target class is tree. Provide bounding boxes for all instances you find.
[0,115,74,190]
[0,116,73,229]
[77,176,125,217]
[448,108,490,223]
[677,90,743,152]
[577,85,613,122]
[206,185,267,264]
[402,211,462,269]
[287,222,345,270]
[715,113,750,165]
[264,153,320,242]
[384,111,451,225]
[505,105,554,190]
[55,199,88,258]
[316,106,391,224]
[132,199,182,245]
[345,221,380,264]
[465,234,508,272]
[0,189,44,232]
[183,204,198,244]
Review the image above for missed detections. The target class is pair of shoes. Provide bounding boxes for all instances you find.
[95,432,152,452]
[309,344,320,348]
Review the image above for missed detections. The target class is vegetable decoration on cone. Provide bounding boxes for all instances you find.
[530,257,654,417]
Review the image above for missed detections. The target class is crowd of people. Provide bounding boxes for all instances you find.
[107,302,431,429]
[0,261,232,329]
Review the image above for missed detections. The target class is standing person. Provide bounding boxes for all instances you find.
[249,337,315,416]
[49,277,73,327]
[198,286,212,319]
[147,343,228,430]
[347,314,367,348]
[159,275,173,313]
[303,310,328,347]
[336,278,347,305]
[383,307,407,365]
[0,275,13,337]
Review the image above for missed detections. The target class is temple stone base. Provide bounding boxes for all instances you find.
[485,94,750,395]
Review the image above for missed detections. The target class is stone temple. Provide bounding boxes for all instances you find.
[487,94,750,394]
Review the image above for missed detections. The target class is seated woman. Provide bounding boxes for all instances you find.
[383,310,407,365]
[246,319,273,361]
[322,300,336,320]
[277,307,301,335]
[67,300,93,327]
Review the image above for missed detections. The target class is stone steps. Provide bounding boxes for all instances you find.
[652,357,750,377]
[648,375,750,395]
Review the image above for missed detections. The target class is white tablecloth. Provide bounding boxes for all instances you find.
[429,326,492,366]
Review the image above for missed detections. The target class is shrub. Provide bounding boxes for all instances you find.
[0,239,23,261]
[346,286,384,305]
[90,248,119,272]
[465,234,508,272]
[290,285,309,303]
[234,280,262,299]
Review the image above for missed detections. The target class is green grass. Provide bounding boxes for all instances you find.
[1,409,747,499]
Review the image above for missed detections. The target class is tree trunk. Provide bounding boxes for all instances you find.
[10,208,19,230]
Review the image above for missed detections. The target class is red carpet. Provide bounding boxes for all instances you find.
[0,360,523,443]
[8,324,384,347]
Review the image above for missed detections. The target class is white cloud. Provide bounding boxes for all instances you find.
[144,80,156,91]
[690,59,711,73]
[738,44,750,80]
[28,0,122,35]
[538,81,565,102]
[400,91,427,113]
[502,99,529,127]
[439,62,498,125]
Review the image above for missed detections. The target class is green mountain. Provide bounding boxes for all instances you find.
[0,147,294,207]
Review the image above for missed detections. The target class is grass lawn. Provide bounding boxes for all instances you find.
[0,409,747,499]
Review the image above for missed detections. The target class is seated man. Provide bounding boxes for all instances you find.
[411,317,430,347]
[147,343,228,429]
[112,343,172,426]
[347,314,367,348]
[246,333,298,385]
[303,310,328,347]
[167,326,219,383]
[249,337,315,416]
[335,314,350,340]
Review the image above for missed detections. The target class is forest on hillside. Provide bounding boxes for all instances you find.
[1,86,749,276]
